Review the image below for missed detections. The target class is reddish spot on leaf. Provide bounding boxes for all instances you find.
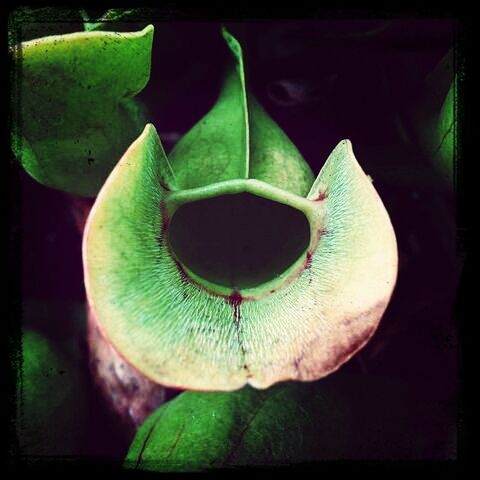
[227,291,243,324]
[160,201,169,235]
[174,259,189,284]
[322,325,376,373]
[315,191,327,201]
[304,251,313,270]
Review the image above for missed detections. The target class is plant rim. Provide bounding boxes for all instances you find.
[163,178,327,300]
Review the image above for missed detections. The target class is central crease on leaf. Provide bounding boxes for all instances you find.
[168,192,310,290]
[83,28,398,391]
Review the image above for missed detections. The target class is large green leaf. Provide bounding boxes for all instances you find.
[84,29,397,391]
[11,24,154,196]
[125,381,351,471]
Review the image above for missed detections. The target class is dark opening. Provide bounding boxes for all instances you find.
[168,193,310,290]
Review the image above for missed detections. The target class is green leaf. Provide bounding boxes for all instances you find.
[82,9,140,32]
[168,28,314,197]
[434,77,456,186]
[8,7,85,44]
[84,30,397,391]
[11,24,154,196]
[17,329,86,455]
[125,381,351,471]
[414,49,456,190]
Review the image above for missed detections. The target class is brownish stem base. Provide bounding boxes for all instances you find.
[87,307,166,431]
[66,194,95,234]
[70,194,168,430]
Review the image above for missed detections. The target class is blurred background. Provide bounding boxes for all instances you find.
[12,12,464,464]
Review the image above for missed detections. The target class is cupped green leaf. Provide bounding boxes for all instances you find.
[84,29,397,391]
[125,381,351,471]
[11,24,154,196]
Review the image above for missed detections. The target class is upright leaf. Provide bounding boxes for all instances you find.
[168,28,314,196]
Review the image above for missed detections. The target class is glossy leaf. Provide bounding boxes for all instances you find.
[125,381,351,471]
[11,24,154,196]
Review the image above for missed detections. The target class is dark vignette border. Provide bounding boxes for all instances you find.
[4,3,471,476]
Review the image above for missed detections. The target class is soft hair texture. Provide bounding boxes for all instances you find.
[83,125,397,391]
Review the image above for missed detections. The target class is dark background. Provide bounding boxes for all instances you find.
[12,14,464,465]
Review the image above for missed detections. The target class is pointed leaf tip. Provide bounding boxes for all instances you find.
[84,33,396,392]
[168,26,313,195]
[85,130,397,390]
[222,27,243,62]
